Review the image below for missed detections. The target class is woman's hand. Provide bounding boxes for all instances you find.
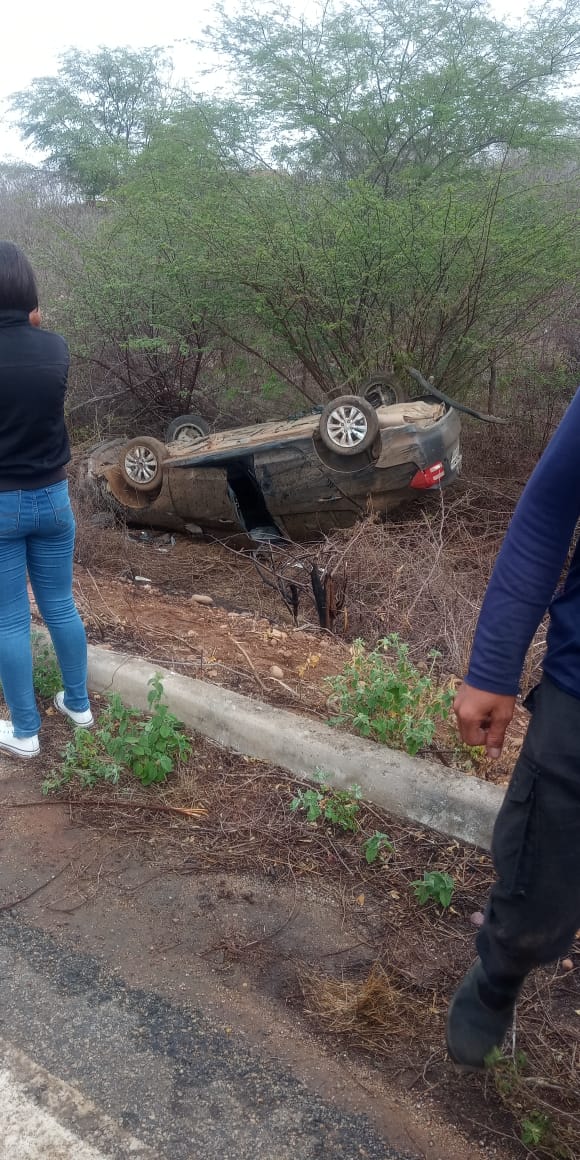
[454,682,516,759]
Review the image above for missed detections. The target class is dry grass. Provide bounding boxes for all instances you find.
[69,444,526,685]
[67,476,537,786]
[312,489,511,673]
[307,485,547,696]
[300,956,580,1160]
[300,961,434,1047]
[60,738,580,1159]
[70,493,508,683]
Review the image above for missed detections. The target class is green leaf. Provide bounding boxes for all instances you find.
[362,831,395,864]
[521,1114,550,1147]
[411,871,455,909]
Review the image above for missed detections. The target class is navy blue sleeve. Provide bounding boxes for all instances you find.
[467,388,580,695]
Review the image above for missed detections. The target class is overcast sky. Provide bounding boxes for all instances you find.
[0,0,532,163]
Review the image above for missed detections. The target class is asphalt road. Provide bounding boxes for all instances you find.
[0,916,416,1160]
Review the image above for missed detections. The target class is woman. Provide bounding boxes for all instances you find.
[0,242,92,758]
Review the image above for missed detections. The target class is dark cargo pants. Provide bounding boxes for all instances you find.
[477,676,580,985]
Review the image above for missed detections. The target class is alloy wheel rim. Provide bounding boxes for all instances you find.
[124,446,159,483]
[327,405,368,448]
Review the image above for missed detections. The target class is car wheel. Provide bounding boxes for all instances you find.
[360,374,404,408]
[118,437,166,492]
[319,395,379,456]
[165,414,210,444]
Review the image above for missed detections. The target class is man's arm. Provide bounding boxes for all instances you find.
[456,387,580,755]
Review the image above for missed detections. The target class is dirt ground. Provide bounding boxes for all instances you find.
[74,551,349,712]
[1,696,579,1160]
[68,521,528,784]
[0,722,493,1160]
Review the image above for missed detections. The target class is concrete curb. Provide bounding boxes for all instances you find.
[85,644,504,850]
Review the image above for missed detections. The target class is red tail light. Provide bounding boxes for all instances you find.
[410,461,445,489]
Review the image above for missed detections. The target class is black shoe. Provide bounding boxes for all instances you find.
[446,960,518,1070]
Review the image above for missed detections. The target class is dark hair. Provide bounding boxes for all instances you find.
[0,242,38,312]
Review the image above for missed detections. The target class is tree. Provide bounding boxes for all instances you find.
[56,104,239,425]
[65,106,578,409]
[42,3,580,423]
[206,0,580,187]
[10,47,180,198]
[199,164,579,393]
[193,0,580,393]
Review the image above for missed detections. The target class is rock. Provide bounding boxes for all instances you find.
[270,628,288,640]
[562,958,574,972]
[191,594,213,606]
[470,910,485,927]
[270,665,284,679]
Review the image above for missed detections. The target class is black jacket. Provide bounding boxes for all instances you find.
[0,310,71,491]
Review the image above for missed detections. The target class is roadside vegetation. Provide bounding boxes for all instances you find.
[327,634,454,755]
[41,672,191,794]
[5,3,580,1154]
[21,640,579,1157]
[2,0,579,439]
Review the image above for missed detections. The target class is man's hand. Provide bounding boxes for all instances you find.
[453,682,516,759]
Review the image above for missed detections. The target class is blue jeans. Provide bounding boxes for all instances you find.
[0,480,89,737]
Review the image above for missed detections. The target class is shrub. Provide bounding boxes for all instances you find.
[43,674,191,793]
[327,634,453,755]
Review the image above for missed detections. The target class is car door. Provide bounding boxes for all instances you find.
[253,435,361,538]
[167,464,244,534]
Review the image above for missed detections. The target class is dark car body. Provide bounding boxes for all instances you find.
[89,397,461,542]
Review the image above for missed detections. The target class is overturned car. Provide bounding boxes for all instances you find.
[87,377,463,543]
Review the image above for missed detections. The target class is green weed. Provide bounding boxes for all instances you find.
[521,1112,551,1148]
[99,675,191,786]
[411,870,455,909]
[362,831,395,864]
[42,729,121,793]
[31,633,62,698]
[485,1051,569,1157]
[485,1048,528,1095]
[290,771,362,832]
[327,635,453,756]
[43,674,191,794]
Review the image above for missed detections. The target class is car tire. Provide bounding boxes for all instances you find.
[165,414,210,444]
[118,437,166,493]
[360,374,404,408]
[319,395,379,456]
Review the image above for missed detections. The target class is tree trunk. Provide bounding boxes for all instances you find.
[487,357,498,415]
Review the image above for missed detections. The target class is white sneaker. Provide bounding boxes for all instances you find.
[0,721,40,759]
[54,691,94,729]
